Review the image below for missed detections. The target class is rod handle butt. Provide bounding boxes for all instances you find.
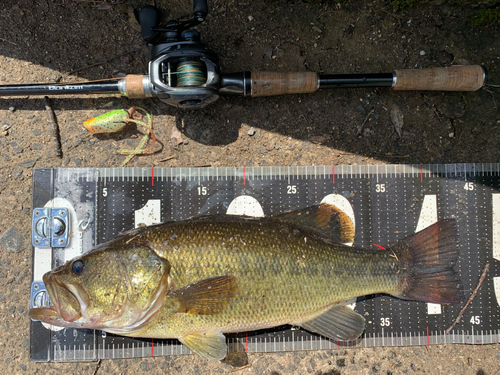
[393,65,486,91]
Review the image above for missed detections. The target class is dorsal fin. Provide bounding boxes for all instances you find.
[273,203,354,244]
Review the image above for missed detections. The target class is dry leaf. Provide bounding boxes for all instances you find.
[390,104,404,137]
[170,127,184,146]
[309,134,330,144]
[98,3,112,10]
[263,46,273,59]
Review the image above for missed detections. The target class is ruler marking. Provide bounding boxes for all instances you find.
[493,194,500,306]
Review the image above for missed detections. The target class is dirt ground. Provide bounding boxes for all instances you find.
[0,0,499,373]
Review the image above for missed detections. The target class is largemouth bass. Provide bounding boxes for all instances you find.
[30,203,463,360]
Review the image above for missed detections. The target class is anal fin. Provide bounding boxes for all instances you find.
[179,331,227,361]
[295,305,365,342]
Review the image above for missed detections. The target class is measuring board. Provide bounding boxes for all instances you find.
[30,164,500,362]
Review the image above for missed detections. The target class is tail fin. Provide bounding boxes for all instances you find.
[391,219,464,304]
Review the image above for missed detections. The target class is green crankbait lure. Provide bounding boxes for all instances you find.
[84,107,156,166]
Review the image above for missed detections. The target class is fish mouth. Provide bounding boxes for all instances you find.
[29,273,88,326]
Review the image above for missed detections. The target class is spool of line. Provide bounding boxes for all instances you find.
[177,61,206,87]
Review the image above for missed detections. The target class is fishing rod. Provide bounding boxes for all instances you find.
[0,0,486,109]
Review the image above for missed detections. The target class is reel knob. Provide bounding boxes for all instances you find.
[136,5,160,44]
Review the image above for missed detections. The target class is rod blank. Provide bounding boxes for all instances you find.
[0,79,123,96]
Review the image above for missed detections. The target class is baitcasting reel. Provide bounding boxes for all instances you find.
[134,1,221,108]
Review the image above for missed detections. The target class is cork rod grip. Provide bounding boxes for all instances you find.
[250,72,319,97]
[124,74,147,98]
[393,65,485,91]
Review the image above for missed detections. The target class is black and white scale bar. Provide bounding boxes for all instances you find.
[96,164,500,182]
[30,163,500,362]
[49,328,500,361]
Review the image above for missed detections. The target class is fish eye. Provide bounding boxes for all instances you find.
[71,260,85,275]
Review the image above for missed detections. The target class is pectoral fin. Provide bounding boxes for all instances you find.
[179,331,227,361]
[295,305,365,341]
[172,275,238,315]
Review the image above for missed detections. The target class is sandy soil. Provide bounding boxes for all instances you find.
[0,0,499,373]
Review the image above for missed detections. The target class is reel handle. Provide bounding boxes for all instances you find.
[393,65,486,91]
